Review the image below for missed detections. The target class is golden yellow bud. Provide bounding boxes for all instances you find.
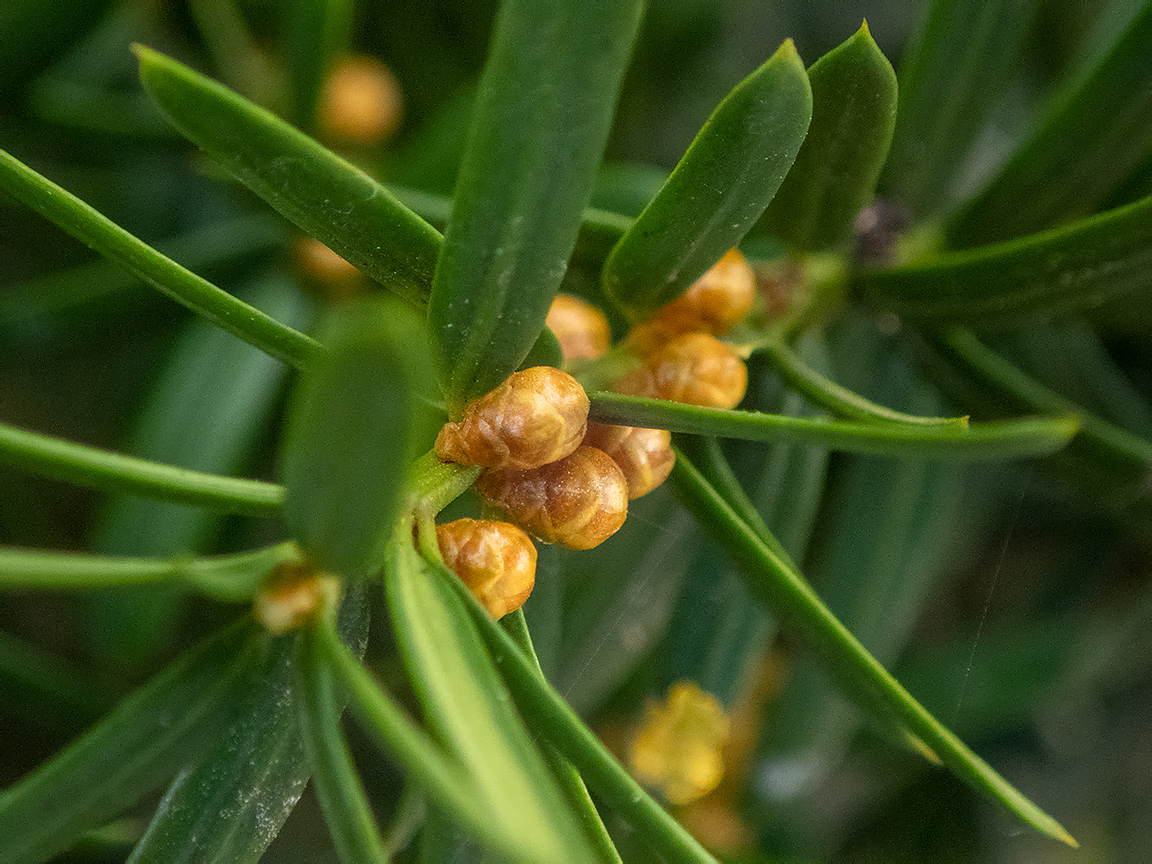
[629,681,730,806]
[254,562,340,634]
[659,249,756,333]
[435,367,590,470]
[627,250,755,353]
[294,236,364,299]
[474,445,628,550]
[613,333,747,409]
[545,293,612,360]
[436,518,536,618]
[319,54,403,144]
[582,422,674,499]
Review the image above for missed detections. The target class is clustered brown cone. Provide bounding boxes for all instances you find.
[474,445,629,551]
[435,366,589,470]
[436,518,537,618]
[432,250,756,614]
[616,249,753,410]
[545,293,612,361]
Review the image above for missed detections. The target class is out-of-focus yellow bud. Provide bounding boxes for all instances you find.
[435,367,589,470]
[254,561,340,634]
[546,293,613,361]
[318,54,403,144]
[436,518,536,618]
[629,681,730,805]
[294,236,364,299]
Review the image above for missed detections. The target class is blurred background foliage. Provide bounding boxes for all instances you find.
[2,0,1151,860]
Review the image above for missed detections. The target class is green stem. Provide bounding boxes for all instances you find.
[295,624,388,864]
[0,149,322,369]
[424,556,717,864]
[0,420,284,515]
[0,543,296,600]
[758,339,968,427]
[669,448,1077,847]
[317,617,528,861]
[0,214,285,318]
[407,451,483,515]
[941,326,1152,473]
[673,435,795,570]
[589,392,1077,459]
[501,610,622,864]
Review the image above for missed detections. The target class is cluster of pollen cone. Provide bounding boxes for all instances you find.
[434,250,756,618]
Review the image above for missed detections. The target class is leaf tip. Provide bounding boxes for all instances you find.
[776,37,802,65]
[1058,829,1080,849]
[132,43,170,87]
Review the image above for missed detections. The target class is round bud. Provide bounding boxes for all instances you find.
[658,248,756,334]
[319,54,403,144]
[254,562,341,635]
[629,681,730,806]
[613,333,747,409]
[583,422,675,499]
[474,446,628,550]
[436,518,536,618]
[294,236,364,299]
[545,294,613,360]
[435,367,590,470]
[627,249,755,354]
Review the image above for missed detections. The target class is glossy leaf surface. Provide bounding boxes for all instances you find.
[947,2,1152,245]
[881,0,1039,217]
[603,40,812,320]
[427,556,718,864]
[321,620,530,861]
[135,46,442,306]
[759,23,897,252]
[385,528,591,862]
[859,193,1152,322]
[280,296,440,576]
[0,622,259,863]
[428,0,644,412]
[126,584,367,863]
[295,621,385,863]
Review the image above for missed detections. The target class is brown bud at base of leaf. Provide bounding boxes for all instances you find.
[613,333,747,409]
[435,367,590,470]
[583,422,675,499]
[436,518,536,618]
[626,249,755,353]
[254,562,341,634]
[546,294,612,360]
[474,445,628,550]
